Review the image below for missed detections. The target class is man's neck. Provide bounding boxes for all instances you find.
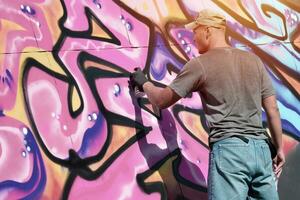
[208,40,230,50]
[208,32,230,49]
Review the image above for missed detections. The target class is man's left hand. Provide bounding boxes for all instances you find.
[273,149,285,179]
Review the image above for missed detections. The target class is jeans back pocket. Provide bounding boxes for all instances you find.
[218,143,250,174]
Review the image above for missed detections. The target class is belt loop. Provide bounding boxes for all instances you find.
[209,142,213,151]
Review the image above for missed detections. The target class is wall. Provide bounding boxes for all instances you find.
[0,0,299,199]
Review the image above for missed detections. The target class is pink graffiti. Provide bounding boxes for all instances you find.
[1,0,298,199]
[26,65,107,159]
[0,116,45,199]
[0,1,37,110]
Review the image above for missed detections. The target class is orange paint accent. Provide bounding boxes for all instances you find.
[0,19,25,56]
[36,1,63,47]
[89,125,138,171]
[84,60,123,73]
[291,24,300,50]
[91,18,112,39]
[213,0,253,22]
[179,111,209,145]
[274,63,300,96]
[39,151,69,200]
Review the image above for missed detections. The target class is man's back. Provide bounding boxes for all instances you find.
[197,47,275,142]
[169,47,276,143]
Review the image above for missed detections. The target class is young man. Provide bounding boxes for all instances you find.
[130,9,285,200]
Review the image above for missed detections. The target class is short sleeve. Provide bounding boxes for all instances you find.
[168,58,205,98]
[257,57,276,99]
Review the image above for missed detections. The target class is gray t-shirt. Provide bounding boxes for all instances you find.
[169,47,276,143]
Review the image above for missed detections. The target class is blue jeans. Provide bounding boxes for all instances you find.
[208,137,279,200]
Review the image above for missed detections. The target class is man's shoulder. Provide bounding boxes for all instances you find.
[196,47,261,64]
[185,57,203,69]
[233,48,259,59]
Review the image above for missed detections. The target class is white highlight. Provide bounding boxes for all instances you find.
[21,151,26,157]
[92,113,98,120]
[290,13,298,21]
[51,112,56,118]
[177,33,182,38]
[26,5,31,13]
[185,46,191,53]
[26,146,31,152]
[22,127,28,135]
[118,181,135,200]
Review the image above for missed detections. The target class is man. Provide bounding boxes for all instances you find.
[130,9,285,200]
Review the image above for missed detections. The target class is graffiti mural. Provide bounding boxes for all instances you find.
[0,0,299,199]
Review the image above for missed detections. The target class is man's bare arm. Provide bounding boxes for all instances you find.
[262,95,285,178]
[143,82,181,109]
[262,95,282,150]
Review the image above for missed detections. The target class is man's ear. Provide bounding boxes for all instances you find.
[206,27,211,39]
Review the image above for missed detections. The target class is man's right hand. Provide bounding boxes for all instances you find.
[130,68,148,91]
